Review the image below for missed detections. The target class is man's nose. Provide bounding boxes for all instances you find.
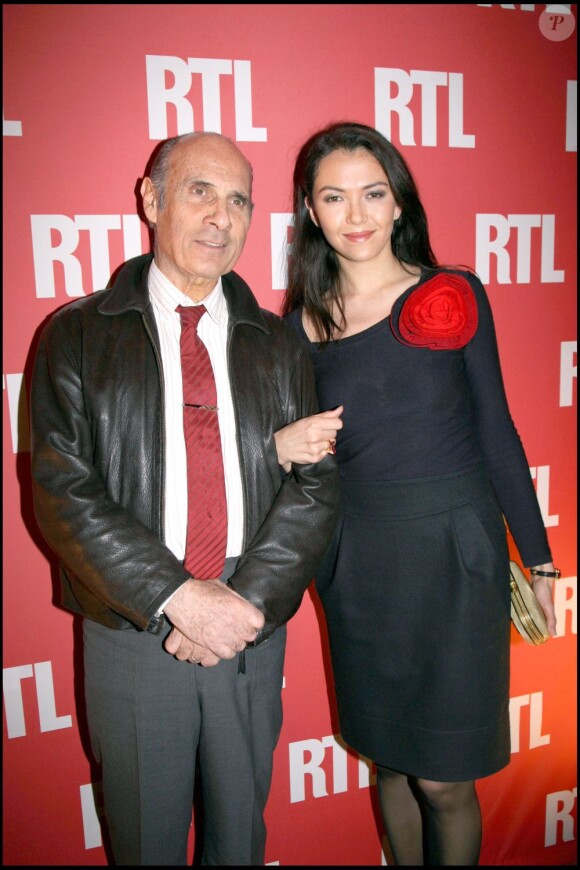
[204,197,232,229]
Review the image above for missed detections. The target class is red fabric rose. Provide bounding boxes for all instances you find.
[391,273,478,350]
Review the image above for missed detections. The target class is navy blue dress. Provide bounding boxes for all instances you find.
[286,270,552,780]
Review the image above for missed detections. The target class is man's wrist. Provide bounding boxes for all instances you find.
[156,581,190,617]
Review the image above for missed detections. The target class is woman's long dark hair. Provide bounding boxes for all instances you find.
[282,121,439,342]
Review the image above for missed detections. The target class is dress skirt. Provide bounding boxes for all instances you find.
[316,464,511,782]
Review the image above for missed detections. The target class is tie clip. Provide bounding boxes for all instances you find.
[183,403,218,411]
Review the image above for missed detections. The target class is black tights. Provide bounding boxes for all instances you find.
[375,765,482,866]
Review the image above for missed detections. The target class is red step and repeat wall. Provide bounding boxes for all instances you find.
[3,4,577,866]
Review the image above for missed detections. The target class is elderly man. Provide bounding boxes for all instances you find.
[30,132,340,865]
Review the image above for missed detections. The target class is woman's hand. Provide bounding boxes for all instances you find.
[274,406,344,472]
[530,563,558,637]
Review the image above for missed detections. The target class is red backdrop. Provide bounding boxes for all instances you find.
[3,4,577,866]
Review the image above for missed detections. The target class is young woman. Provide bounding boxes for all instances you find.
[274,122,558,865]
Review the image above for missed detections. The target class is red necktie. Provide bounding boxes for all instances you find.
[177,304,227,579]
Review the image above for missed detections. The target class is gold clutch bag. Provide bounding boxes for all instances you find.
[510,560,550,645]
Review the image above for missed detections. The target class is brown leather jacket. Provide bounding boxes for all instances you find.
[30,254,340,643]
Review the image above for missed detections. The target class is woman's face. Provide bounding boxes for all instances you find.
[307,147,401,265]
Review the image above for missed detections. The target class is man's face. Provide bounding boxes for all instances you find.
[141,135,253,300]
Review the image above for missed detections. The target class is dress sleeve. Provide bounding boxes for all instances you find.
[462,272,552,566]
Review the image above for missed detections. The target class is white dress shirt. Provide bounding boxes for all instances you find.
[148,260,245,585]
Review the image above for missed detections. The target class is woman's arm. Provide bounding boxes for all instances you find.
[274,406,344,471]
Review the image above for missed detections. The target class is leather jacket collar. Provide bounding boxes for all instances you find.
[98,253,270,335]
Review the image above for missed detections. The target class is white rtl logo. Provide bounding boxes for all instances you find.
[271,214,294,291]
[3,661,72,738]
[475,214,564,284]
[566,80,576,152]
[3,373,29,454]
[509,692,550,754]
[30,214,145,298]
[560,341,577,407]
[545,788,577,847]
[288,734,374,803]
[476,4,573,13]
[3,108,22,137]
[146,56,267,142]
[530,465,559,528]
[80,783,104,850]
[554,575,577,637]
[374,69,475,147]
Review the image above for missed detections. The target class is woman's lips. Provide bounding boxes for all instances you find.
[343,231,374,242]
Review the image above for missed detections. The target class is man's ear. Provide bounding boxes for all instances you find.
[141,177,158,226]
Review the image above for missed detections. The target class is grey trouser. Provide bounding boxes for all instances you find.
[83,562,286,866]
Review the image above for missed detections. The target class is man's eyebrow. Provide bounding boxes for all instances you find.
[186,178,251,202]
[186,178,214,188]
